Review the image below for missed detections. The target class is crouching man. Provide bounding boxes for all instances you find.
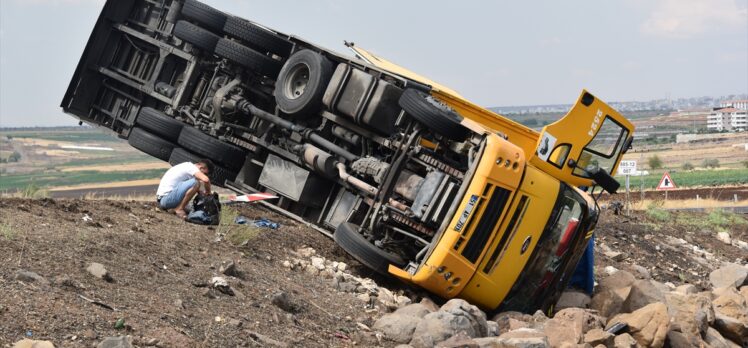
[156,159,214,219]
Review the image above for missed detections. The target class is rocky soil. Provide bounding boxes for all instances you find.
[1,198,747,347]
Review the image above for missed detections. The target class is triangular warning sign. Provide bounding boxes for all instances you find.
[656,172,677,191]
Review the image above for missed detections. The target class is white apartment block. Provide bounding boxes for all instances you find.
[708,107,747,131]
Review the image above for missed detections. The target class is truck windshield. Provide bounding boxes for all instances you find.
[573,117,629,178]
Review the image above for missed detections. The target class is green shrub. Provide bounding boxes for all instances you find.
[646,202,670,222]
[647,155,663,170]
[702,158,720,168]
[20,183,49,199]
[681,162,694,171]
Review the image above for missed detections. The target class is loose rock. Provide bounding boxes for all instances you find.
[607,302,670,348]
[87,263,113,282]
[555,291,591,310]
[709,263,748,289]
[15,270,50,285]
[12,340,55,348]
[97,336,133,348]
[373,313,423,344]
[582,328,613,346]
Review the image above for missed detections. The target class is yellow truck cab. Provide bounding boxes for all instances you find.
[353,46,634,312]
[61,0,634,315]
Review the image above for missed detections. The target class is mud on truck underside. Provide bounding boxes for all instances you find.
[62,0,485,276]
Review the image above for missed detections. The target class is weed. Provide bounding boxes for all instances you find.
[702,158,720,169]
[20,183,49,199]
[218,207,261,246]
[681,162,694,171]
[707,209,748,228]
[1,223,14,240]
[645,201,670,222]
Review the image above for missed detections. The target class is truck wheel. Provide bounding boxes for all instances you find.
[333,222,406,276]
[174,20,221,53]
[169,148,237,188]
[135,107,183,142]
[215,38,282,77]
[127,127,175,162]
[180,0,227,32]
[223,16,293,58]
[274,50,333,117]
[176,126,246,171]
[398,89,471,141]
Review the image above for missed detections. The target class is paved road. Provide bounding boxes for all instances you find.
[49,185,158,199]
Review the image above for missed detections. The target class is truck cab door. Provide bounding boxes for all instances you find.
[529,90,635,188]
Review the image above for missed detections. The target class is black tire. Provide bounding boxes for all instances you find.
[398,89,471,141]
[169,148,237,188]
[333,223,406,276]
[135,107,183,142]
[215,38,282,77]
[176,126,246,171]
[223,16,293,58]
[180,0,227,32]
[274,50,333,117]
[127,127,175,162]
[174,20,221,53]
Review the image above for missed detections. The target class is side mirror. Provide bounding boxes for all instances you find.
[588,167,620,194]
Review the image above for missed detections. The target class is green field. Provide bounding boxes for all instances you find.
[0,169,164,191]
[617,168,748,189]
[2,130,119,143]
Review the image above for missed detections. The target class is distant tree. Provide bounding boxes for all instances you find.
[702,158,720,168]
[647,155,663,170]
[743,160,748,169]
[8,151,21,163]
[681,162,694,171]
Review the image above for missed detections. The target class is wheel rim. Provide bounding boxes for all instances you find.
[283,63,310,100]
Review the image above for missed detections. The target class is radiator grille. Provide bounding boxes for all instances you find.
[461,186,511,263]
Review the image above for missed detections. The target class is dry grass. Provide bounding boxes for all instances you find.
[61,162,169,172]
[81,192,155,201]
[632,197,748,210]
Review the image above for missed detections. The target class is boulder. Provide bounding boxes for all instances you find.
[435,331,479,348]
[555,291,591,310]
[552,308,605,335]
[704,326,741,348]
[582,328,613,347]
[666,330,699,348]
[395,303,434,318]
[440,299,489,337]
[664,291,713,339]
[12,340,55,348]
[590,288,625,319]
[622,279,665,313]
[674,284,697,295]
[495,328,550,348]
[493,311,534,335]
[373,313,423,344]
[625,264,651,280]
[606,303,670,348]
[709,263,748,289]
[612,333,637,348]
[741,286,748,303]
[420,297,441,312]
[542,318,583,347]
[598,270,636,292]
[712,287,748,346]
[410,311,478,348]
[486,321,500,337]
[96,336,133,348]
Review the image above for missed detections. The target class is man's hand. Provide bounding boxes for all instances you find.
[194,172,212,195]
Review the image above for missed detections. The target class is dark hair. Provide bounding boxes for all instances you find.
[196,159,215,174]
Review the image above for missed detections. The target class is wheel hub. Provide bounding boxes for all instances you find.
[284,63,310,100]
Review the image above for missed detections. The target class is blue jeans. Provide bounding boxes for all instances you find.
[158,178,197,209]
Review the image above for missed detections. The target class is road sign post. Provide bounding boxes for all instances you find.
[617,160,637,216]
[656,171,677,201]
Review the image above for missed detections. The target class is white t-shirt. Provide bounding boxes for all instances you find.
[156,162,199,197]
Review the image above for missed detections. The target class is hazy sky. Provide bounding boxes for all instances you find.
[1,0,746,127]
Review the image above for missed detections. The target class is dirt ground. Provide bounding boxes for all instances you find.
[0,198,746,347]
[0,198,402,347]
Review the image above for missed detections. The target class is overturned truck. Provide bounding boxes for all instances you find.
[62,0,635,314]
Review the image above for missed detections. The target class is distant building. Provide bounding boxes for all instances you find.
[720,100,748,110]
[708,107,747,131]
